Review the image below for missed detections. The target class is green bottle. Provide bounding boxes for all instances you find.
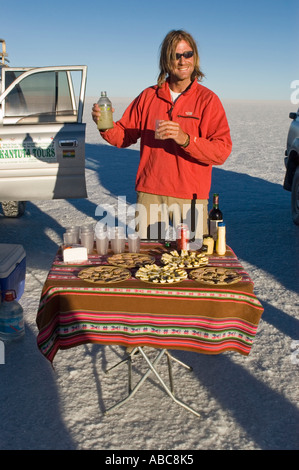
[209,193,223,241]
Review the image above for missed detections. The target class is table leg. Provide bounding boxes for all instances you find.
[165,351,193,394]
[166,352,174,393]
[105,347,139,393]
[105,347,139,374]
[104,347,166,414]
[165,350,193,372]
[138,347,200,418]
[104,347,200,418]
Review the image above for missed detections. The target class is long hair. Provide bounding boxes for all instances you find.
[157,30,205,88]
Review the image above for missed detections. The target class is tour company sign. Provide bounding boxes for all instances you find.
[0,141,56,163]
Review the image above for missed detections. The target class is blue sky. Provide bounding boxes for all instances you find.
[2,0,298,101]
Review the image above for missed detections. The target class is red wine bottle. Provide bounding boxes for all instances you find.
[209,193,223,241]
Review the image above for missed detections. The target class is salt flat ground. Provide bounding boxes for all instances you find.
[0,97,298,450]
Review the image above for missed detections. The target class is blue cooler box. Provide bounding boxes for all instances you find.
[0,244,26,301]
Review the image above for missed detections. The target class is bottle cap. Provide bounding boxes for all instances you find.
[4,290,16,301]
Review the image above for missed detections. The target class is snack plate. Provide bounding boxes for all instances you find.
[78,265,131,284]
[107,253,156,268]
[189,267,242,285]
[161,250,209,269]
[135,264,188,284]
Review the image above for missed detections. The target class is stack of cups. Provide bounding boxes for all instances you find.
[128,233,140,253]
[110,227,126,254]
[80,224,95,254]
[63,225,80,245]
[95,225,109,255]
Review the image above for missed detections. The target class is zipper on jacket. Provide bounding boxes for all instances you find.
[167,89,186,119]
[168,105,174,120]
[168,90,199,121]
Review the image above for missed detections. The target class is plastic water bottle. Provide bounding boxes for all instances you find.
[97,91,113,130]
[0,290,25,341]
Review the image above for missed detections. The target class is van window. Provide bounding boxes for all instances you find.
[4,70,80,122]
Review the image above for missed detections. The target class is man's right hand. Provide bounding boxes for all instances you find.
[91,103,101,125]
[91,103,115,126]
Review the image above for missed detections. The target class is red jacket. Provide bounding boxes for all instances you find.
[101,80,232,199]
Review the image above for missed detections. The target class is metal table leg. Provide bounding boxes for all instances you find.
[104,347,167,414]
[104,347,200,418]
[165,350,193,394]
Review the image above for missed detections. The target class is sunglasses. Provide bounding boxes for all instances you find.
[175,51,194,60]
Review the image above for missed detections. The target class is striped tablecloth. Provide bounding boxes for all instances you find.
[36,243,264,363]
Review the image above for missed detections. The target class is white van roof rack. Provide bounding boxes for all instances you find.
[0,39,9,66]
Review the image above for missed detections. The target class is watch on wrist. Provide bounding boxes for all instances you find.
[181,134,190,148]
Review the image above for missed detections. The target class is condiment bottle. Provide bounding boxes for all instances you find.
[97,91,113,130]
[216,222,226,255]
[176,223,189,251]
[203,235,214,255]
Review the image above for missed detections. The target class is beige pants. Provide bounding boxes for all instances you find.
[135,192,208,240]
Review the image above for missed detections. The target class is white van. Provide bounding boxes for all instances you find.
[0,39,87,216]
[283,107,299,225]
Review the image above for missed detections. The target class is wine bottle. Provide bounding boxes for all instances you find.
[209,193,223,241]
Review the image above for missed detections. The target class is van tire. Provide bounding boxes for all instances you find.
[1,201,27,217]
[291,167,299,225]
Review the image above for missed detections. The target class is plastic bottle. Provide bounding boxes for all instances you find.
[216,222,226,255]
[0,290,25,341]
[97,91,113,130]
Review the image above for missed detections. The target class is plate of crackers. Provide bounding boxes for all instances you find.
[107,252,155,268]
[78,265,131,284]
[189,267,242,285]
[135,263,188,284]
[161,250,209,269]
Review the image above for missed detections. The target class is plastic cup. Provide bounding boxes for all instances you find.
[65,226,80,244]
[63,232,75,245]
[128,233,140,253]
[96,233,109,255]
[110,227,125,254]
[80,231,94,254]
[111,238,125,254]
[80,224,94,234]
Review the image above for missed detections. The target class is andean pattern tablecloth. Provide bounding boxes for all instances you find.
[36,244,264,362]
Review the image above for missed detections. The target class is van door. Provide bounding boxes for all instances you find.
[0,66,87,201]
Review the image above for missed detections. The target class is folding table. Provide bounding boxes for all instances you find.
[36,242,264,417]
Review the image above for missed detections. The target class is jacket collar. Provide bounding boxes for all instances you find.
[157,79,196,102]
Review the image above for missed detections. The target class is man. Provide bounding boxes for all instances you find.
[92,29,232,241]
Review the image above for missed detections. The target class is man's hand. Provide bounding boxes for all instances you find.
[155,120,188,146]
[91,103,115,126]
